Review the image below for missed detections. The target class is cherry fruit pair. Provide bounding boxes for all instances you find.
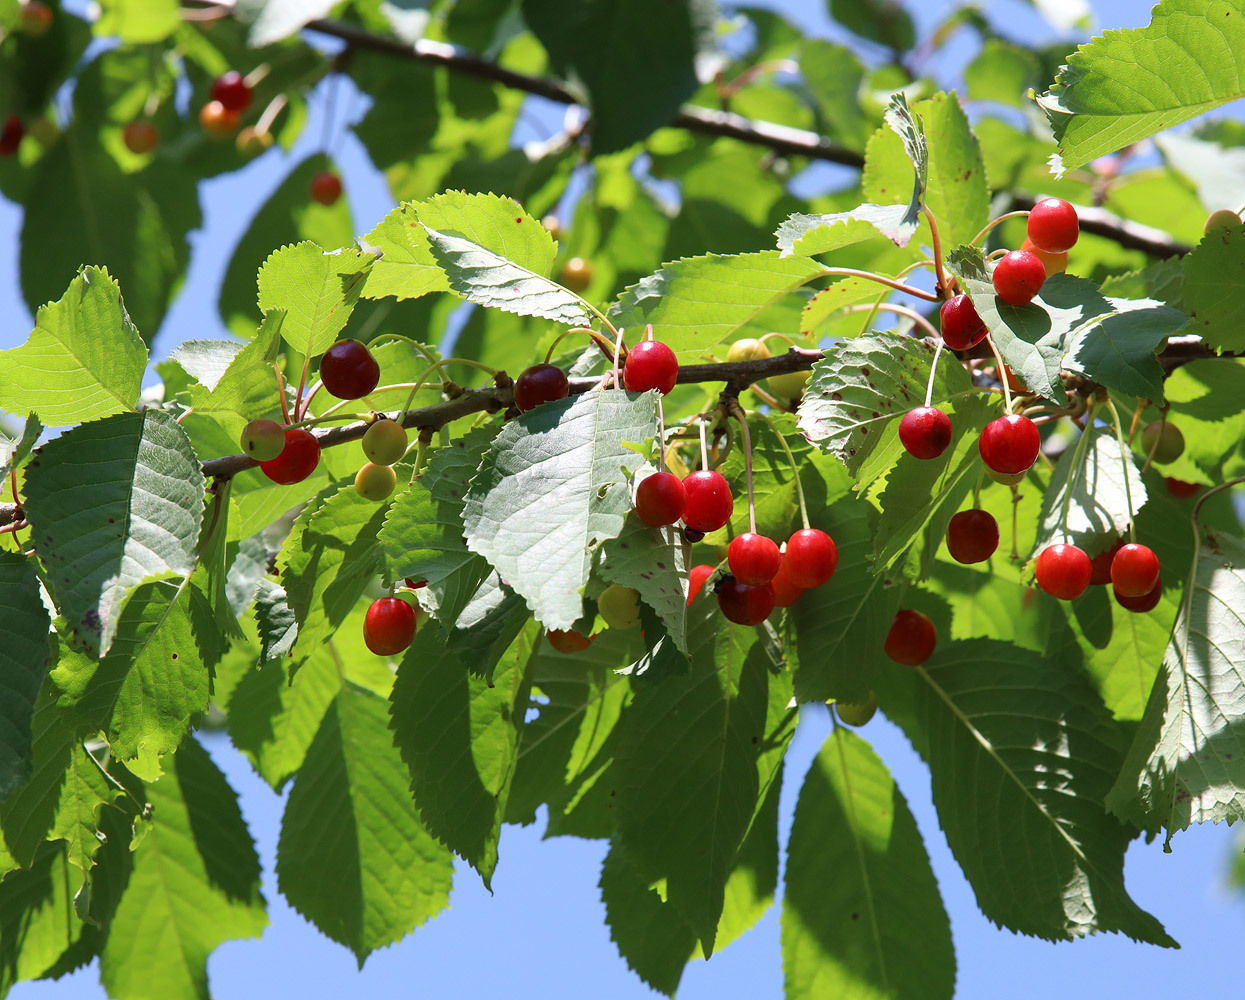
[240,420,321,485]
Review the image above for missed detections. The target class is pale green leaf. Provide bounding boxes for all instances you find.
[95,0,180,42]
[965,39,1042,108]
[166,340,244,393]
[419,190,557,275]
[800,278,889,336]
[0,414,43,484]
[0,841,91,992]
[594,503,688,653]
[257,243,375,360]
[360,202,449,301]
[0,552,51,800]
[776,205,915,257]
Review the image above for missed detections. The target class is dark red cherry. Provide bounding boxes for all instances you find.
[1110,543,1160,598]
[681,470,733,532]
[624,340,678,395]
[993,250,1046,306]
[945,509,999,564]
[884,609,936,666]
[715,575,775,626]
[1114,577,1162,613]
[309,170,343,206]
[1164,477,1201,499]
[635,471,686,527]
[769,557,805,607]
[978,414,1041,474]
[514,363,569,412]
[899,407,953,460]
[784,528,837,588]
[259,429,321,485]
[1026,197,1079,253]
[1035,543,1092,601]
[939,294,988,350]
[363,597,416,655]
[547,629,592,653]
[320,339,380,400]
[687,564,715,606]
[727,533,781,586]
[1089,539,1124,585]
[0,115,23,156]
[211,70,253,112]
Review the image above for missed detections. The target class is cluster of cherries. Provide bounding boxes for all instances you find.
[0,2,54,156]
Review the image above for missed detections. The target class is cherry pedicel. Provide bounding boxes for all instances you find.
[635,471,686,527]
[363,596,416,656]
[1026,197,1079,253]
[979,413,1041,474]
[1034,543,1092,601]
[945,509,999,564]
[681,470,733,532]
[1089,538,1124,586]
[899,407,953,460]
[320,339,380,400]
[1110,543,1160,598]
[259,428,321,484]
[547,629,592,653]
[728,532,781,586]
[715,575,775,626]
[309,170,343,206]
[624,340,679,395]
[1115,577,1162,613]
[992,250,1046,306]
[884,609,936,666]
[939,294,988,350]
[687,564,715,606]
[784,528,837,588]
[211,71,254,112]
[769,557,805,607]
[514,363,569,412]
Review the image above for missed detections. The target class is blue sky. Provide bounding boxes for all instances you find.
[4,1,1244,998]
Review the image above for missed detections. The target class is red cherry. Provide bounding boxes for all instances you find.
[978,414,1041,474]
[1034,543,1092,601]
[715,575,775,626]
[547,629,592,653]
[727,533,781,586]
[259,428,321,485]
[1002,364,1026,394]
[945,509,999,564]
[1114,577,1163,613]
[363,597,416,655]
[1026,197,1079,253]
[687,564,715,606]
[899,406,953,460]
[939,294,988,350]
[123,121,159,154]
[635,471,686,527]
[884,609,936,666]
[0,115,23,156]
[769,557,805,607]
[18,1,53,35]
[1110,543,1160,598]
[1089,539,1124,586]
[623,340,678,395]
[320,339,380,400]
[199,100,240,137]
[992,250,1046,305]
[784,528,837,588]
[1020,237,1068,277]
[514,363,569,412]
[681,470,733,532]
[309,170,343,206]
[211,70,253,112]
[1164,477,1201,499]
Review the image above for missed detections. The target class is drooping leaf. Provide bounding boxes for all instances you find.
[256,242,375,361]
[1180,223,1245,352]
[0,552,52,800]
[0,413,42,486]
[23,410,205,655]
[166,340,244,393]
[1062,296,1188,401]
[594,505,688,653]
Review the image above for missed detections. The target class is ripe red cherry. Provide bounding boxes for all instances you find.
[1035,543,1092,601]
[513,363,569,412]
[1164,477,1201,499]
[945,509,999,564]
[123,121,159,154]
[624,340,679,395]
[682,470,733,532]
[899,407,953,460]
[727,533,781,586]
[1115,577,1162,613]
[784,528,837,588]
[635,471,686,527]
[211,70,253,112]
[687,564,715,606]
[884,609,936,666]
[769,557,805,607]
[363,597,416,656]
[1110,543,1160,598]
[320,339,380,399]
[1020,237,1068,276]
[1089,538,1124,585]
[939,294,988,350]
[979,414,1041,474]
[715,575,775,626]
[259,428,321,485]
[547,628,592,653]
[309,170,343,206]
[0,115,23,156]
[992,250,1046,305]
[1026,197,1079,253]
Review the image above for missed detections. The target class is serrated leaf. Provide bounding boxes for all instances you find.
[0,413,42,484]
[257,243,375,360]
[800,278,889,335]
[100,738,266,1000]
[797,332,976,483]
[1037,0,1245,172]
[360,202,449,301]
[1098,258,1184,307]
[1108,530,1245,838]
[167,340,244,393]
[595,505,688,653]
[462,391,654,631]
[253,578,298,662]
[0,267,147,425]
[419,190,558,274]
[277,680,452,964]
[23,410,205,655]
[776,205,915,256]
[782,727,954,1000]
[915,638,1174,944]
[1033,424,1147,557]
[443,572,532,680]
[0,552,51,800]
[0,840,92,993]
[1062,296,1187,401]
[1180,223,1245,351]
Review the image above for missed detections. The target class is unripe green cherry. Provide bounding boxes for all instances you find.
[598,584,641,630]
[355,462,397,501]
[240,419,286,462]
[834,692,878,726]
[766,369,810,399]
[728,338,771,363]
[1140,421,1184,465]
[362,419,408,466]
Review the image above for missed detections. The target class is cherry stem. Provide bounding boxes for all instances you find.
[293,353,312,424]
[1060,397,1097,540]
[1102,397,1138,543]
[273,364,292,425]
[970,211,1029,247]
[644,323,654,341]
[923,341,944,409]
[287,409,367,429]
[754,410,810,529]
[398,358,497,418]
[657,397,667,473]
[972,465,985,507]
[611,326,627,389]
[819,267,940,303]
[921,206,949,297]
[983,335,1013,412]
[409,438,428,484]
[698,417,710,471]
[544,326,617,364]
[370,333,440,368]
[9,469,17,504]
[841,301,941,341]
[255,92,288,136]
[730,402,759,534]
[758,332,806,351]
[298,380,323,421]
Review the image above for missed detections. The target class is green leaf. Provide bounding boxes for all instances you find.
[965,38,1042,108]
[1108,530,1245,839]
[0,553,52,800]
[0,841,92,993]
[419,190,558,274]
[608,251,828,362]
[799,40,869,150]
[0,413,41,485]
[1062,296,1188,401]
[100,738,266,1000]
[23,410,205,655]
[828,0,915,50]
[782,727,954,1000]
[1180,222,1245,352]
[167,340,243,392]
[800,277,890,335]
[360,202,449,301]
[256,242,375,360]
[276,681,453,964]
[1098,258,1184,307]
[776,205,916,256]
[915,639,1175,944]
[461,390,655,630]
[0,267,147,425]
[1037,0,1245,172]
[1033,424,1148,557]
[594,505,688,653]
[95,0,180,42]
[242,0,336,45]
[444,572,533,680]
[388,624,534,887]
